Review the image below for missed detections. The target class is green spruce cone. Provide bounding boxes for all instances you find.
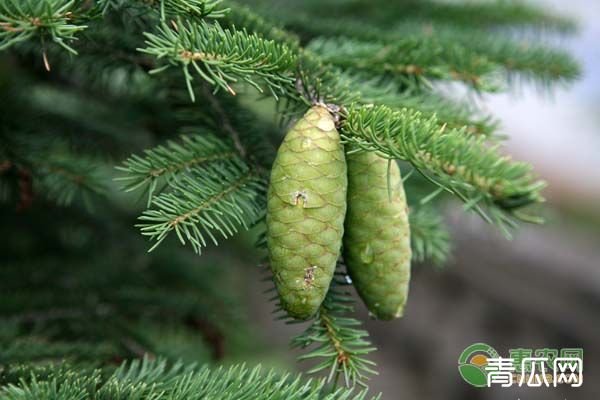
[267,106,347,320]
[343,149,411,320]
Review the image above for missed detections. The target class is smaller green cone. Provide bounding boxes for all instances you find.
[343,148,411,320]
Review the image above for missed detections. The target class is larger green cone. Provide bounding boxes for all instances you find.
[266,106,347,320]
[343,149,411,320]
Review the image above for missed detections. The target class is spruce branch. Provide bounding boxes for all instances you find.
[100,0,229,20]
[291,272,377,389]
[0,0,90,55]
[409,206,451,266]
[220,2,344,111]
[268,9,579,90]
[1,357,377,400]
[388,0,576,32]
[279,50,361,116]
[116,133,238,205]
[342,104,546,232]
[138,159,265,253]
[139,20,296,100]
[339,71,498,137]
[152,0,229,20]
[460,33,580,88]
[266,0,575,33]
[0,336,118,365]
[0,139,107,208]
[308,36,498,90]
[391,22,581,88]
[34,155,107,207]
[223,1,300,50]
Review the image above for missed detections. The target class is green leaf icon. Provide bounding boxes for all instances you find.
[459,364,488,387]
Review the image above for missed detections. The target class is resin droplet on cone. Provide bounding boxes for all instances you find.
[266,106,347,319]
[343,149,411,320]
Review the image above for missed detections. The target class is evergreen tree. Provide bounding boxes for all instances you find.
[0,0,579,398]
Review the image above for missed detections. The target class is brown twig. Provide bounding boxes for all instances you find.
[201,84,247,158]
[187,316,225,360]
[16,167,34,211]
[320,310,350,367]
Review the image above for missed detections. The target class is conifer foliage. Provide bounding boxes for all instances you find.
[0,0,579,398]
